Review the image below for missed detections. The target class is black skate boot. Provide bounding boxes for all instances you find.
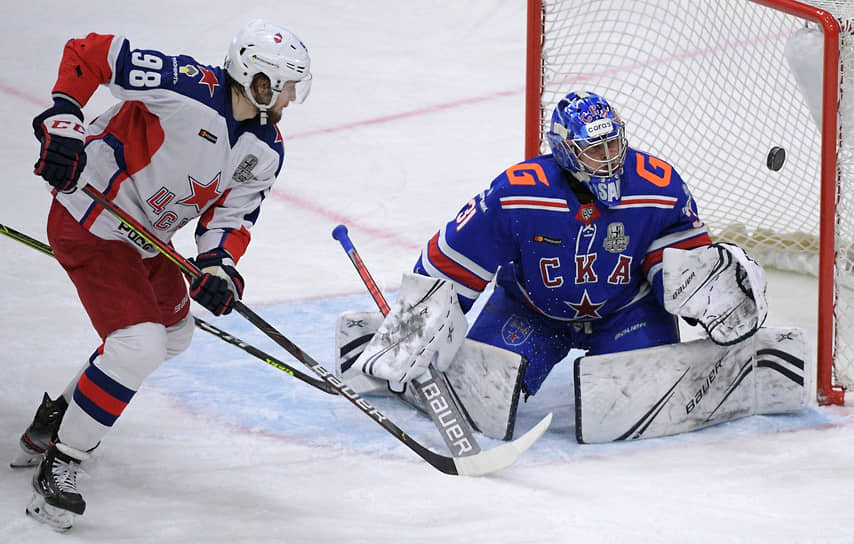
[10,393,68,468]
[26,442,88,531]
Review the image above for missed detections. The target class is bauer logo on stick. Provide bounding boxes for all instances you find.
[767,146,786,171]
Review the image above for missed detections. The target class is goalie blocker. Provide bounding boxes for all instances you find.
[336,310,527,440]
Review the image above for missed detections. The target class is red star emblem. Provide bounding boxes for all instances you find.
[565,290,605,319]
[198,66,219,97]
[178,173,222,212]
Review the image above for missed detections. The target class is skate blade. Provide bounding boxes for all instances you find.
[10,450,43,468]
[26,493,74,532]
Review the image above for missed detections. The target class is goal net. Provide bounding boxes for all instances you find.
[525,0,854,404]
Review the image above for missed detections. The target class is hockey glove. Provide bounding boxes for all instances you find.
[189,251,245,316]
[355,273,467,385]
[663,243,767,345]
[32,99,87,193]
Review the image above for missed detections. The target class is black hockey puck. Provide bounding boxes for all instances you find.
[766,146,786,171]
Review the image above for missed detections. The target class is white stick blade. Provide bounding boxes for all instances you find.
[453,412,552,477]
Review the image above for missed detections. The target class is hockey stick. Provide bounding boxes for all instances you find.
[190,317,337,394]
[80,185,549,475]
[332,224,483,456]
[0,223,54,257]
[0,221,337,394]
[332,224,551,463]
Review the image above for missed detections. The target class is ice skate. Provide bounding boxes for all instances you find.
[26,443,87,531]
[10,393,67,468]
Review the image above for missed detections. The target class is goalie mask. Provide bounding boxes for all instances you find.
[547,91,627,206]
[225,19,312,123]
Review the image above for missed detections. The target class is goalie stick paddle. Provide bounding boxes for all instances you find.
[332,224,483,456]
[0,221,336,394]
[80,186,549,475]
[332,223,552,468]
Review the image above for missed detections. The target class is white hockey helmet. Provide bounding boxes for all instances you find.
[225,19,312,114]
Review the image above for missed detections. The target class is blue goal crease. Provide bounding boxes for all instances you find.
[148,293,847,462]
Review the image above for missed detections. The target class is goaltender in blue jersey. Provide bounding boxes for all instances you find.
[414,92,711,396]
[341,90,788,445]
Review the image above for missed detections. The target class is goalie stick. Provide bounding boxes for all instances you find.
[78,186,550,475]
[332,224,551,460]
[332,224,483,456]
[0,222,337,395]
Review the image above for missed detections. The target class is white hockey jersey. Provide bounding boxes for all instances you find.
[50,33,285,261]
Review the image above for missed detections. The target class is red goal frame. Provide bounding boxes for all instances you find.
[524,0,844,404]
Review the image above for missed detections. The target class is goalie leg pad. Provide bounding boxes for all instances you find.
[335,310,387,394]
[442,340,527,440]
[575,327,809,444]
[396,340,527,440]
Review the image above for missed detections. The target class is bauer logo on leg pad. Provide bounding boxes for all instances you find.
[575,327,808,443]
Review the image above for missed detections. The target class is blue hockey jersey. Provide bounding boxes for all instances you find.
[415,150,712,322]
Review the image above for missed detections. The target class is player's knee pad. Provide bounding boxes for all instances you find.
[165,315,194,359]
[99,322,168,390]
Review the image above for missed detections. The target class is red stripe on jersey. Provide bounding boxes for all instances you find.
[196,189,253,262]
[500,198,569,210]
[196,189,231,229]
[426,233,489,292]
[76,371,129,417]
[53,33,116,107]
[79,103,163,231]
[81,170,129,230]
[222,226,251,262]
[101,101,166,176]
[642,233,713,276]
[616,197,676,207]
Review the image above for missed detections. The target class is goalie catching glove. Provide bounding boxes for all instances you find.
[355,273,468,385]
[663,242,767,345]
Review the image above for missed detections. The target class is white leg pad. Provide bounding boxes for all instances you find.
[442,340,527,440]
[335,310,388,394]
[575,327,809,443]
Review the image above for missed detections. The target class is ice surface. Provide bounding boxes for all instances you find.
[2,2,854,542]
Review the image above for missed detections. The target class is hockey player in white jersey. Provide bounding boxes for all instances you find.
[15,19,312,530]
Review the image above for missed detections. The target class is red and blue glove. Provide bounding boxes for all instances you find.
[32,99,87,193]
[189,250,245,316]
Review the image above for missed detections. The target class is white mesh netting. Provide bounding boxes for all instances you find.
[534,0,854,393]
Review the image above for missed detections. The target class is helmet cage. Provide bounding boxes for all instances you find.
[571,124,627,180]
[546,91,628,206]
